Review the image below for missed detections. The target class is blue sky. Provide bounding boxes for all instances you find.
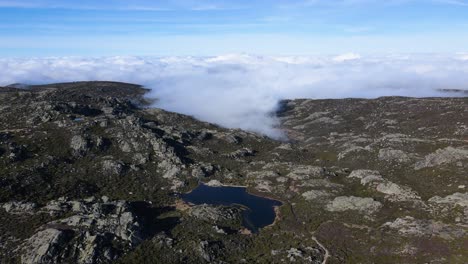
[1,0,468,56]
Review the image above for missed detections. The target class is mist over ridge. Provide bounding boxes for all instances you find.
[1,53,467,138]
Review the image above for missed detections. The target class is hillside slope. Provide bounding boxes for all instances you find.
[0,82,467,263]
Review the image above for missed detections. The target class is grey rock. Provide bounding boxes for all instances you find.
[21,199,154,264]
[429,192,468,208]
[205,180,223,187]
[224,148,255,159]
[287,248,304,262]
[382,216,466,240]
[348,170,421,202]
[2,201,37,214]
[378,148,410,163]
[326,196,382,214]
[21,228,74,264]
[190,204,242,223]
[287,165,326,180]
[302,190,333,202]
[415,147,468,170]
[102,159,125,175]
[70,135,88,155]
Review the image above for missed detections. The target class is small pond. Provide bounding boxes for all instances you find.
[181,184,282,233]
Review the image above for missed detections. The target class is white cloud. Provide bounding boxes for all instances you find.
[0,0,245,11]
[0,54,467,138]
[434,0,468,6]
[456,53,468,61]
[332,52,361,62]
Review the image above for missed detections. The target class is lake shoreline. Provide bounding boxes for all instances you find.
[184,180,284,204]
[179,181,284,232]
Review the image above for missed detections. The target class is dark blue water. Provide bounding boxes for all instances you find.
[181,184,282,233]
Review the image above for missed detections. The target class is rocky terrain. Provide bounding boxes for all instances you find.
[0,81,467,263]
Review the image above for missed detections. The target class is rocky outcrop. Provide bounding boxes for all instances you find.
[205,180,223,187]
[378,148,410,163]
[302,190,333,202]
[415,147,468,170]
[22,228,75,264]
[270,246,324,263]
[223,148,255,159]
[2,201,37,214]
[190,204,242,224]
[382,216,466,240]
[429,192,468,208]
[326,196,382,214]
[70,135,89,155]
[1,82,467,263]
[348,170,421,202]
[101,159,125,175]
[19,198,158,264]
[286,166,327,180]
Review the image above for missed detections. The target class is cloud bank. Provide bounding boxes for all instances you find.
[1,54,467,138]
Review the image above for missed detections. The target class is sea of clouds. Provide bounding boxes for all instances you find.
[1,53,467,138]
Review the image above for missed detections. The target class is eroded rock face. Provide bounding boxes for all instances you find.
[19,198,156,264]
[22,228,75,264]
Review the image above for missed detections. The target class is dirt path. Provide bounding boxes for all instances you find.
[287,198,330,263]
[312,236,330,264]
